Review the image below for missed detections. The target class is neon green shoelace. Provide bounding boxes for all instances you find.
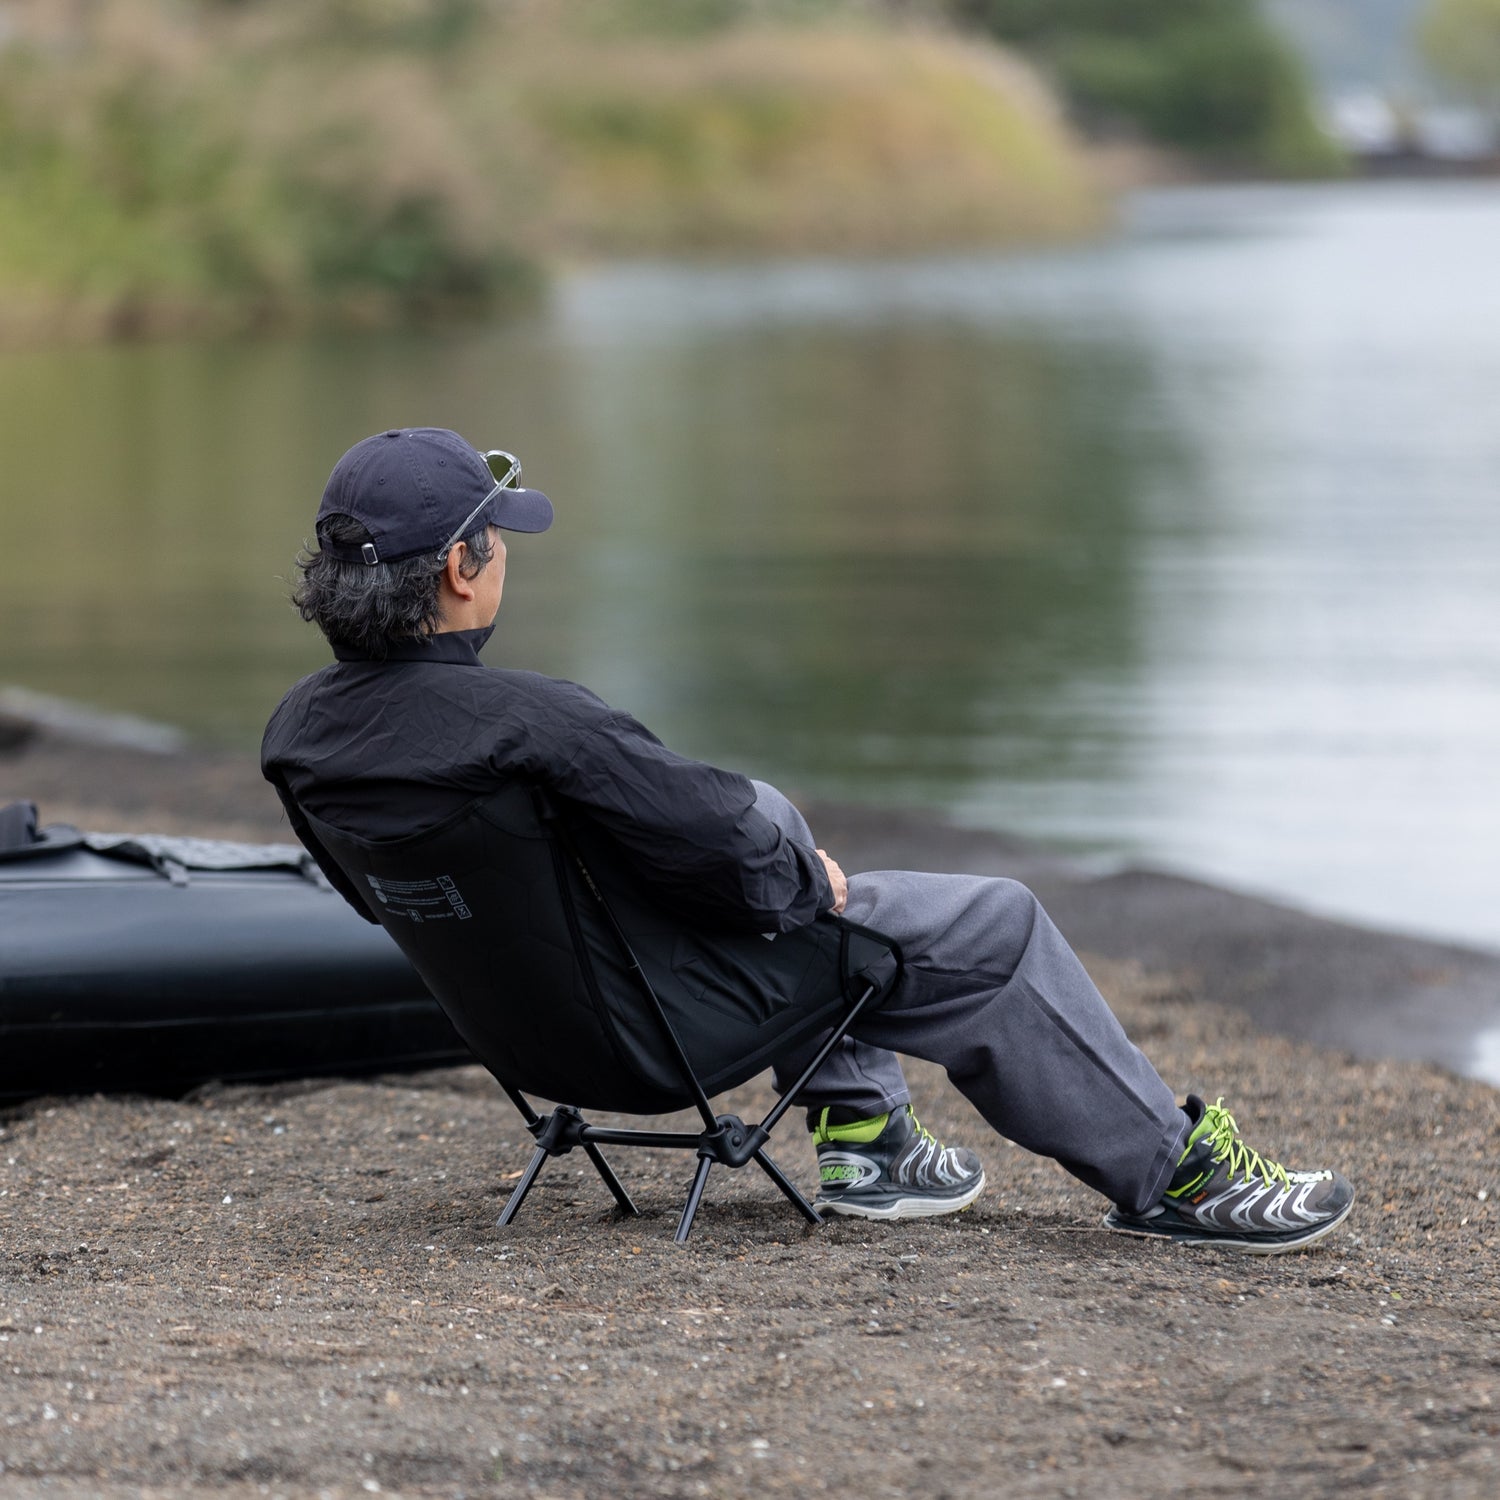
[1202,1098,1291,1190]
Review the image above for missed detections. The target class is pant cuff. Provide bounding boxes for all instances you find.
[1128,1107,1192,1214]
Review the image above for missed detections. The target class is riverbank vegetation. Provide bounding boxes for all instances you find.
[0,0,1102,345]
[946,0,1344,176]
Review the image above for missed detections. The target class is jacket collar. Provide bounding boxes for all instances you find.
[332,625,495,665]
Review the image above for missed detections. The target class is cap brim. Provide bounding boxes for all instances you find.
[488,486,553,534]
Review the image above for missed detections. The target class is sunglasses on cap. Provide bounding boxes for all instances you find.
[435,450,522,564]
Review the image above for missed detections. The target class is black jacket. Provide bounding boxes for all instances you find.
[261,627,831,933]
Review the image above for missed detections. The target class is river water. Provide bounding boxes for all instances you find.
[2,181,1497,952]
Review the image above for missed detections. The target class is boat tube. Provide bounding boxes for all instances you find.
[0,800,472,1102]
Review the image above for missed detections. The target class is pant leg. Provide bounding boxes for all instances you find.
[840,869,1188,1214]
[749,782,912,1119]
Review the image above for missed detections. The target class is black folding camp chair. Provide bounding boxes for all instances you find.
[302,785,901,1241]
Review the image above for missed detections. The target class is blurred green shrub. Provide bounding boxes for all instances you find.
[0,2,533,339]
[946,0,1344,174]
[0,0,1103,343]
[521,26,1102,254]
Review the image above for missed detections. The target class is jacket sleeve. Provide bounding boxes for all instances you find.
[551,710,832,933]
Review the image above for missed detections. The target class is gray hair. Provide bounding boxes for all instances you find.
[293,515,496,658]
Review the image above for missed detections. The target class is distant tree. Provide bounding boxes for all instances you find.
[949,0,1228,42]
[942,0,1342,173]
[1421,0,1500,101]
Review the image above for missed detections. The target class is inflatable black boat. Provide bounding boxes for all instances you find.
[0,800,471,1102]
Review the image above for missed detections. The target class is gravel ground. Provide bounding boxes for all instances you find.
[2,732,1498,1498]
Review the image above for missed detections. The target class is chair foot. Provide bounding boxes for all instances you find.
[754,1148,823,1226]
[583,1140,640,1217]
[497,1144,548,1226]
[674,1156,714,1243]
[499,1110,643,1225]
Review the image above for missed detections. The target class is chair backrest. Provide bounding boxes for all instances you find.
[301,784,899,1113]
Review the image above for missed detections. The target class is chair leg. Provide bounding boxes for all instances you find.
[674,1156,715,1243]
[583,1140,640,1217]
[754,1148,823,1226]
[497,1144,549,1226]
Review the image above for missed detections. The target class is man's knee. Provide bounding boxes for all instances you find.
[856,871,1045,977]
[951,875,1046,973]
[972,875,1042,923]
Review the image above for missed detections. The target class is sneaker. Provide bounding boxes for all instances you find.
[813,1105,985,1220]
[1104,1096,1354,1255]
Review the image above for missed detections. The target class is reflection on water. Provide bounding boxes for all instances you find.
[2,182,1497,952]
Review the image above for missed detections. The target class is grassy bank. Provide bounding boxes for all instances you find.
[0,0,1103,345]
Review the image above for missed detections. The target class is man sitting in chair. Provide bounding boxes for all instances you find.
[263,428,1354,1255]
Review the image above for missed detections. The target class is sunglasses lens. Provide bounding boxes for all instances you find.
[485,450,521,488]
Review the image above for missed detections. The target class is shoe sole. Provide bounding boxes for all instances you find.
[1101,1194,1355,1256]
[815,1171,986,1221]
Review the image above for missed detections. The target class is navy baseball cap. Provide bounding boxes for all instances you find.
[316,428,553,565]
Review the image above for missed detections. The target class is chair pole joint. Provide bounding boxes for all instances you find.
[697,1114,771,1170]
[527,1104,588,1157]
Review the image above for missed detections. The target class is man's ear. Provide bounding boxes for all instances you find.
[441,542,476,603]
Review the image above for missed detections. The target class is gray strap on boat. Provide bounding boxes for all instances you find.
[83,833,318,885]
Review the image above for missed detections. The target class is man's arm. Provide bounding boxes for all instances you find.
[548,711,834,933]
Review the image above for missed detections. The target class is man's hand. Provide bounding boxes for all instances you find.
[817,849,847,914]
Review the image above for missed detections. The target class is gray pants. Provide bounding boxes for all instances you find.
[756,783,1188,1215]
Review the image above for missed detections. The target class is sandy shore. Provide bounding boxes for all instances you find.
[2,728,1497,1497]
